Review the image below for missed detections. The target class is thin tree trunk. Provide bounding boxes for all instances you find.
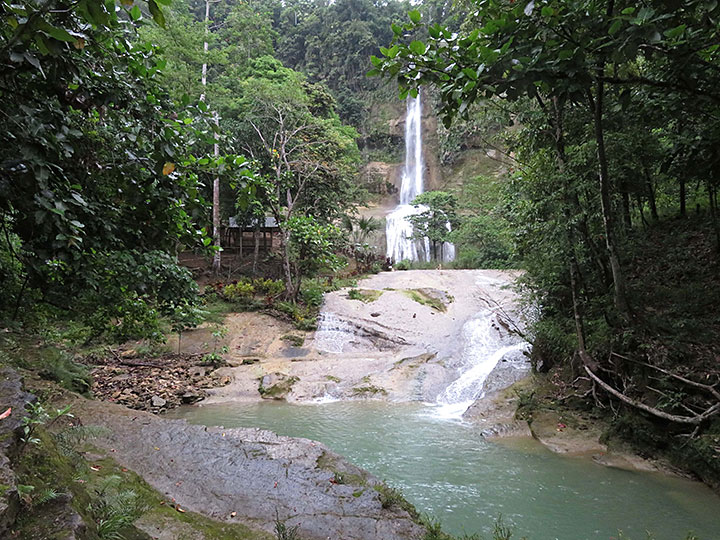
[708,182,720,256]
[281,229,294,299]
[252,226,260,276]
[589,81,631,319]
[636,194,648,229]
[200,0,209,101]
[680,177,687,217]
[643,165,659,221]
[201,0,221,275]
[569,262,586,353]
[621,187,632,231]
[12,273,29,320]
[212,114,221,274]
[551,96,589,358]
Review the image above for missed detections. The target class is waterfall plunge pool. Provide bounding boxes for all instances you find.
[168,400,720,539]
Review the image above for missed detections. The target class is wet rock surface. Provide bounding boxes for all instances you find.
[71,397,424,540]
[205,269,526,405]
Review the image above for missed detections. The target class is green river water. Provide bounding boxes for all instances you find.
[169,400,720,540]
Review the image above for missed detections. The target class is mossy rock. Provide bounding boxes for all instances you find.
[280,334,305,347]
[258,373,299,400]
[347,289,384,303]
[351,385,387,397]
[402,288,453,312]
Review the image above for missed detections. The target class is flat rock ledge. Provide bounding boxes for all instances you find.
[71,398,425,540]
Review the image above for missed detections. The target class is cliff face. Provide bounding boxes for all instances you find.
[361,96,444,204]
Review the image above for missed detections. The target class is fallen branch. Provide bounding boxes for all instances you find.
[610,351,720,401]
[581,351,720,426]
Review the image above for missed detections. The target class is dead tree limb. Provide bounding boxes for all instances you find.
[581,351,720,426]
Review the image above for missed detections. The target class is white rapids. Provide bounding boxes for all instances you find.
[435,310,529,418]
[314,312,352,354]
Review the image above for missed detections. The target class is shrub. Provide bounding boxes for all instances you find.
[300,278,326,308]
[223,281,255,301]
[253,278,285,297]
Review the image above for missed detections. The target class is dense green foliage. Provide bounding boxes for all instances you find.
[0,0,237,338]
[0,0,385,334]
[3,0,720,498]
[374,0,720,478]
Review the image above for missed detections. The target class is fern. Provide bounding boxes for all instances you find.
[34,488,62,506]
[54,425,110,457]
[274,510,302,540]
[91,487,148,540]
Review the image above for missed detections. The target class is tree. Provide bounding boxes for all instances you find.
[0,0,252,337]
[234,57,362,299]
[372,1,720,320]
[372,2,720,431]
[408,191,458,261]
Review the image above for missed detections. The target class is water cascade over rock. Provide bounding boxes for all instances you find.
[314,312,352,354]
[386,92,455,263]
[435,309,529,418]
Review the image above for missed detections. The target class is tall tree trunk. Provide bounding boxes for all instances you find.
[589,80,631,319]
[212,113,221,274]
[201,0,221,275]
[643,165,659,221]
[252,226,260,276]
[550,96,590,353]
[679,177,687,218]
[200,0,209,99]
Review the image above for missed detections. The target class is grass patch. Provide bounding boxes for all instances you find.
[402,289,451,312]
[280,334,305,347]
[324,375,341,383]
[200,298,237,325]
[373,482,419,519]
[347,288,383,303]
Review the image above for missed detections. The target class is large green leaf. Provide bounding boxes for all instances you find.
[148,0,165,28]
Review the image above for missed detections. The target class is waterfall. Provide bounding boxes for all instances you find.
[386,92,455,263]
[314,312,352,354]
[435,310,529,418]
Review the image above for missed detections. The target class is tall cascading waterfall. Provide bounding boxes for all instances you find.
[386,92,455,263]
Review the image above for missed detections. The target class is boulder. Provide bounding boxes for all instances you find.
[150,395,167,408]
[259,372,298,400]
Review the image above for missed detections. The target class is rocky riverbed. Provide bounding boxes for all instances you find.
[203,269,530,405]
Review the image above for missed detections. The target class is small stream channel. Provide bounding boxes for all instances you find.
[169,400,720,539]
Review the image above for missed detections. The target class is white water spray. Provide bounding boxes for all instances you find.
[435,310,529,418]
[386,92,455,263]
